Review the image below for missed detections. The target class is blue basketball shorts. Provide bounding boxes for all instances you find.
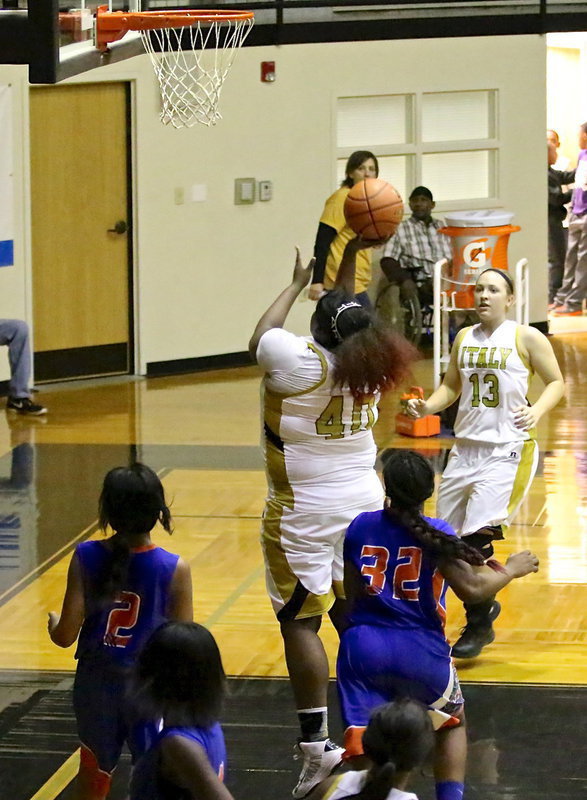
[73,657,160,773]
[337,624,464,757]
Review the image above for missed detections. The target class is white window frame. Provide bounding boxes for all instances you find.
[335,89,500,211]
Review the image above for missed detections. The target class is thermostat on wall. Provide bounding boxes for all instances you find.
[234,178,256,205]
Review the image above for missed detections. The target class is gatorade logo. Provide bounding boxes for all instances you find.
[463,238,492,267]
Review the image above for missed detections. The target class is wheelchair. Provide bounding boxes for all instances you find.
[374,276,432,347]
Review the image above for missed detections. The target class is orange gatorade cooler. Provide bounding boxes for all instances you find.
[439,210,520,308]
[395,386,440,438]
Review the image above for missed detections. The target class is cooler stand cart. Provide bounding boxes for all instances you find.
[432,210,528,390]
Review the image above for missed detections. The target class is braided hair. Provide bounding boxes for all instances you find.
[341,699,433,800]
[95,463,172,602]
[382,450,485,566]
[313,290,418,401]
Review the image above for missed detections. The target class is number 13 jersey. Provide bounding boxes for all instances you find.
[455,320,534,443]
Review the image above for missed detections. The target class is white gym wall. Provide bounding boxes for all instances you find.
[0,33,547,379]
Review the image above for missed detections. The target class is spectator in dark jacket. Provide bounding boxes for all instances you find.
[548,141,575,306]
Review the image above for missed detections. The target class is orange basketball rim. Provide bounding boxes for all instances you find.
[95,5,254,50]
[95,5,255,128]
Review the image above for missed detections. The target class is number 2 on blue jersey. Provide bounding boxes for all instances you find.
[103,591,141,647]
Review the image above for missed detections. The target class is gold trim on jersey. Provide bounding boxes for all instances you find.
[263,340,329,401]
[265,439,294,509]
[322,774,347,800]
[261,501,336,619]
[263,341,331,502]
[514,325,536,439]
[506,439,538,520]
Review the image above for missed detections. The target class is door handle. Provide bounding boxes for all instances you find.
[107,220,128,234]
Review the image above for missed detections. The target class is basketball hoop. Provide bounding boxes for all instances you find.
[95,6,254,128]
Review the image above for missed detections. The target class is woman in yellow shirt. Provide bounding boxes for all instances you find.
[309,151,380,306]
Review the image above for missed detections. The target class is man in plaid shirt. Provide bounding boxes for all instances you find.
[380,186,452,306]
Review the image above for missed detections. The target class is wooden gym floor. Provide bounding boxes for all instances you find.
[0,332,586,799]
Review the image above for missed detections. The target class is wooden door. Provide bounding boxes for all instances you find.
[29,83,131,381]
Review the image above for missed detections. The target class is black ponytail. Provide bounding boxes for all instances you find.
[382,450,485,567]
[340,699,433,800]
[350,762,397,800]
[94,463,172,602]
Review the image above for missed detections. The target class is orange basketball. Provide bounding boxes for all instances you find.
[344,178,404,240]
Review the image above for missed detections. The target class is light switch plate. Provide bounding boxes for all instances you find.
[258,180,272,201]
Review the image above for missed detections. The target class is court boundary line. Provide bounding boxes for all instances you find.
[204,565,265,628]
[0,520,100,608]
[0,468,171,609]
[28,748,80,800]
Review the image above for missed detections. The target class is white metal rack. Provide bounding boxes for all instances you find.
[432,257,529,390]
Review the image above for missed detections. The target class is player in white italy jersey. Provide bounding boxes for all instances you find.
[249,238,416,798]
[407,268,564,659]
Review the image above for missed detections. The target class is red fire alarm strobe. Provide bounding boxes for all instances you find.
[261,61,276,82]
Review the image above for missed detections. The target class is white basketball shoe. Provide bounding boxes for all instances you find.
[292,738,345,798]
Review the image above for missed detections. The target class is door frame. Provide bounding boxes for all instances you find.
[29,79,136,383]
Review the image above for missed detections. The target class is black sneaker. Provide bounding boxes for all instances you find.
[451,601,501,659]
[7,396,47,415]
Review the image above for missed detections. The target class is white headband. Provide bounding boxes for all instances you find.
[331,301,362,342]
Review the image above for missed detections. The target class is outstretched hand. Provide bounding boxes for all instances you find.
[406,398,427,418]
[292,247,316,290]
[505,550,539,578]
[345,234,390,253]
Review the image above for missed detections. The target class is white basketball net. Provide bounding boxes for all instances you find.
[140,17,254,128]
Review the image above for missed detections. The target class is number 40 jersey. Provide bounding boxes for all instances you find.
[75,541,179,666]
[258,328,383,514]
[455,320,534,443]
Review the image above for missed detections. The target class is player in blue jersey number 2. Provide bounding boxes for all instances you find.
[48,464,193,800]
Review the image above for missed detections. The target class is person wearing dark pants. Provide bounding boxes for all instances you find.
[552,122,587,316]
[547,141,575,305]
[0,319,46,415]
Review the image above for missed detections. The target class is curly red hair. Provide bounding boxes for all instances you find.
[332,322,419,400]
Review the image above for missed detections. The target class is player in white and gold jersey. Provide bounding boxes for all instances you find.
[408,268,564,659]
[249,238,416,798]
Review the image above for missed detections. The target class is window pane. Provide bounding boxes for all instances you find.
[377,156,410,204]
[421,151,494,201]
[336,155,410,203]
[422,91,494,142]
[337,95,410,147]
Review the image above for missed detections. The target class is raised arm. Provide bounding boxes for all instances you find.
[334,235,389,296]
[248,248,314,360]
[406,329,466,418]
[513,326,565,431]
[309,222,338,301]
[439,550,539,605]
[48,552,85,648]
